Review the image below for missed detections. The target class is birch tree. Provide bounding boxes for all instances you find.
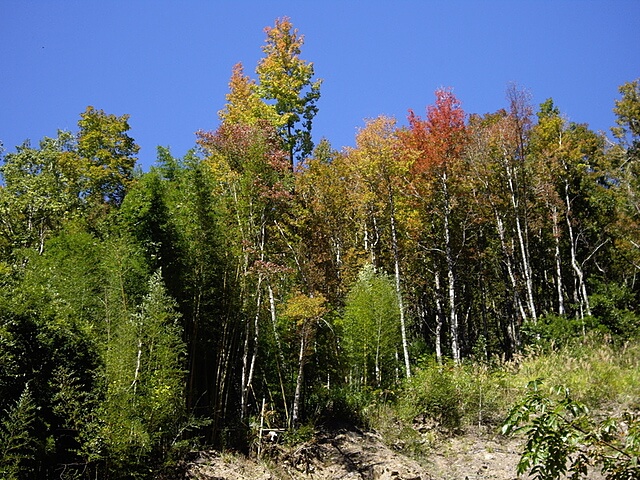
[403,89,469,364]
[346,116,412,377]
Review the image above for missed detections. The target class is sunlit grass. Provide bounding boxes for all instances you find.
[371,337,640,449]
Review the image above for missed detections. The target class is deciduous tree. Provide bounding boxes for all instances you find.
[256,17,322,168]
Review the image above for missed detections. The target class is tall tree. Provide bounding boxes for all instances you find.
[0,132,80,256]
[198,120,294,424]
[219,62,283,127]
[347,115,413,377]
[403,88,469,364]
[77,106,139,208]
[281,292,326,425]
[505,85,537,325]
[612,78,640,163]
[611,79,640,275]
[256,16,322,169]
[340,265,402,390]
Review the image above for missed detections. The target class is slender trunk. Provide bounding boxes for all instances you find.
[375,318,382,387]
[494,214,524,351]
[292,327,306,426]
[506,163,537,323]
[268,284,289,424]
[213,315,233,433]
[132,338,142,395]
[388,186,411,378]
[551,204,565,315]
[564,181,591,319]
[442,172,460,364]
[241,276,262,421]
[434,270,444,365]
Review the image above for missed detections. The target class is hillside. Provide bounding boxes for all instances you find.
[0,15,638,480]
[184,425,523,480]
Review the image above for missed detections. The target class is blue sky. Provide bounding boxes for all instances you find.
[1,1,638,170]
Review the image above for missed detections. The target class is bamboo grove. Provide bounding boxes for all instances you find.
[1,17,639,479]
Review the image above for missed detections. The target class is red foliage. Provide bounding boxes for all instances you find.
[197,121,293,202]
[403,88,467,175]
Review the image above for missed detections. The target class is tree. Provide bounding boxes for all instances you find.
[0,384,37,480]
[340,265,402,390]
[281,292,327,425]
[403,88,469,364]
[219,62,283,127]
[99,269,186,476]
[256,16,322,168]
[347,115,413,377]
[198,120,294,424]
[77,106,139,208]
[611,79,640,277]
[529,99,613,324]
[0,132,80,256]
[467,110,526,355]
[612,78,640,163]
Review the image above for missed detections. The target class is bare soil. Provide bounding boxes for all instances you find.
[184,424,523,480]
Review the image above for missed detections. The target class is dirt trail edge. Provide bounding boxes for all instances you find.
[185,425,523,480]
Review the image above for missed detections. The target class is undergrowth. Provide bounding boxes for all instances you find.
[368,337,640,454]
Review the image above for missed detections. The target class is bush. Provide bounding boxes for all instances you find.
[503,379,640,480]
[398,363,461,432]
[311,386,377,428]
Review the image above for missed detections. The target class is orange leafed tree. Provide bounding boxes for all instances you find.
[402,88,468,364]
[405,88,466,175]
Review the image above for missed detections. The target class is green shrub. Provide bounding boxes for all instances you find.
[398,363,461,431]
[503,379,640,480]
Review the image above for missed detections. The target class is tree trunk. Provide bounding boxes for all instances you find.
[268,284,289,424]
[434,270,444,365]
[506,163,537,323]
[565,181,591,320]
[442,171,461,364]
[292,327,306,426]
[241,277,262,421]
[494,214,524,352]
[551,204,566,315]
[388,187,411,378]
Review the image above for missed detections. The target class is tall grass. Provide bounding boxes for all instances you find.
[370,337,640,448]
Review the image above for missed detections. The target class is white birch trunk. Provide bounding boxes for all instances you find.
[506,163,537,323]
[564,182,591,319]
[442,172,461,364]
[434,270,444,365]
[551,204,566,315]
[388,187,411,378]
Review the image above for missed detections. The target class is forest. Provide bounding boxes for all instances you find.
[1,17,639,479]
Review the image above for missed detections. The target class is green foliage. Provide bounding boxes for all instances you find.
[523,282,640,348]
[612,78,640,158]
[398,363,462,431]
[98,270,186,477]
[0,383,37,479]
[0,132,80,256]
[503,379,640,480]
[522,314,602,347]
[311,386,378,427]
[77,106,139,208]
[256,16,322,165]
[509,340,640,411]
[590,281,640,339]
[339,264,402,390]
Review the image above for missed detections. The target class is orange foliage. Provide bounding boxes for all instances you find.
[403,88,467,175]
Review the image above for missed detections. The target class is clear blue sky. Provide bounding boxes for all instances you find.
[1,1,638,170]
